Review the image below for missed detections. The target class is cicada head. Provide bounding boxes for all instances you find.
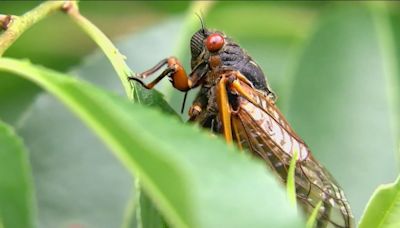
[190,22,227,67]
[189,21,271,93]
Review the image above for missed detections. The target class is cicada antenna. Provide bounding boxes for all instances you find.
[195,12,206,34]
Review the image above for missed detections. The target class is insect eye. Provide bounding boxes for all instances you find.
[205,33,224,52]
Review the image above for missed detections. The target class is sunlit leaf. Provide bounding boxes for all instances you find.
[359,177,400,228]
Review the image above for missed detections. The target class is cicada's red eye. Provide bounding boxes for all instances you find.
[205,33,224,52]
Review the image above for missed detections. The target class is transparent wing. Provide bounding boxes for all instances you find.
[231,82,354,228]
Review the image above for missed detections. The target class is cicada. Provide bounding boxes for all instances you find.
[129,23,354,227]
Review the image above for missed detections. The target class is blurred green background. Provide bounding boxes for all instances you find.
[1,1,399,227]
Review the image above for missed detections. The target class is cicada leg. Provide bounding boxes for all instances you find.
[128,57,192,92]
[215,75,233,143]
[215,71,264,145]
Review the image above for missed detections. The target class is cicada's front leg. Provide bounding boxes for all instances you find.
[128,57,193,92]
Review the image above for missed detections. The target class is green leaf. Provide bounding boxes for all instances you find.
[0,58,304,227]
[0,120,35,228]
[359,177,400,228]
[124,180,169,228]
[121,183,138,228]
[15,20,181,228]
[75,19,178,228]
[0,75,40,125]
[19,94,133,228]
[139,189,169,228]
[133,84,177,116]
[306,201,322,228]
[286,149,298,207]
[286,5,398,220]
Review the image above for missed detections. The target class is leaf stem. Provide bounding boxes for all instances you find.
[0,1,65,56]
[64,1,135,99]
[0,0,138,100]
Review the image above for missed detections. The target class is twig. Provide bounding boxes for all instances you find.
[63,1,134,99]
[0,14,13,30]
[0,0,136,100]
[0,1,65,56]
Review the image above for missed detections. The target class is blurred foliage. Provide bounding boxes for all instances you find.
[0,121,34,228]
[0,1,400,227]
[287,4,398,220]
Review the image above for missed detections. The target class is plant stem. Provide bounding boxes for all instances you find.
[64,1,135,99]
[0,0,136,100]
[0,1,65,56]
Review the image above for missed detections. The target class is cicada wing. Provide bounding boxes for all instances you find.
[298,155,354,228]
[232,111,290,182]
[231,84,354,228]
